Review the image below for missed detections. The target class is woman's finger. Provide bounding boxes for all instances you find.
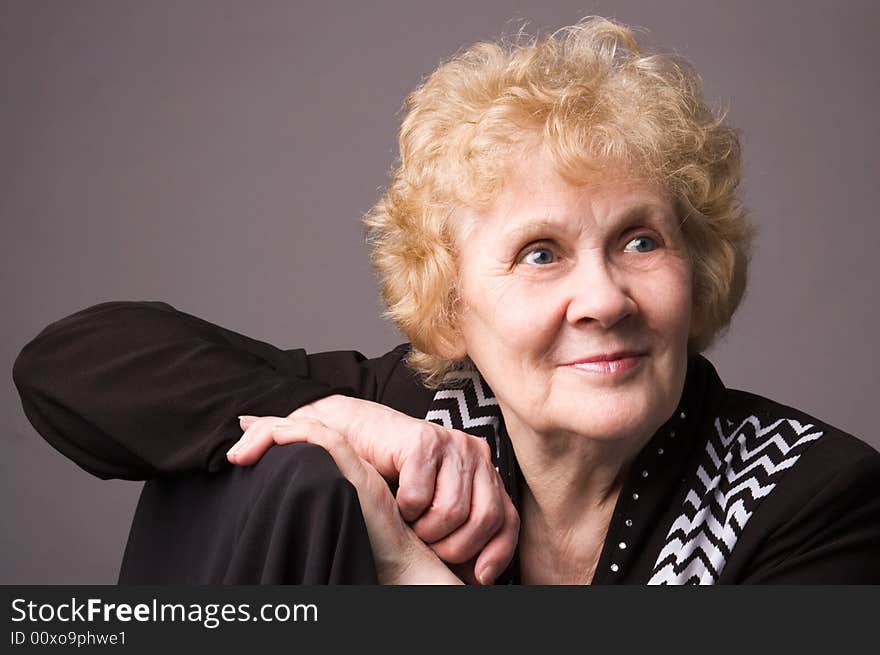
[423,461,506,564]
[410,448,474,543]
[472,486,520,585]
[238,415,258,429]
[395,445,441,522]
[271,419,371,484]
[227,416,283,465]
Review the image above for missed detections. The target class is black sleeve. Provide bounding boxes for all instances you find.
[119,443,379,584]
[12,301,411,481]
[737,443,880,584]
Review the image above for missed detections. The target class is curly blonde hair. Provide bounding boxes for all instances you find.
[364,17,754,387]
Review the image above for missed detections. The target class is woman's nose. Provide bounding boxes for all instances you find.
[564,257,636,329]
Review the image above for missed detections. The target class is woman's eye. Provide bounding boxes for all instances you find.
[521,247,557,265]
[623,235,658,253]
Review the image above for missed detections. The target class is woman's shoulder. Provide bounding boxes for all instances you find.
[716,384,879,470]
[661,359,880,583]
[711,388,880,582]
[688,355,878,472]
[705,381,880,545]
[308,342,436,418]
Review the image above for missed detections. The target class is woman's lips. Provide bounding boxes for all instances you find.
[567,353,646,375]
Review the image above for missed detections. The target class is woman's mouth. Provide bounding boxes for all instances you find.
[566,352,646,375]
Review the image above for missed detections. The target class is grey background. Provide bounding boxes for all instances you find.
[2,0,878,583]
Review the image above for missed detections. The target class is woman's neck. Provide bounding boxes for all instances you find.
[509,419,648,526]
[505,413,653,583]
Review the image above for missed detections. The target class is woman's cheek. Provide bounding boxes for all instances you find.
[641,263,692,338]
[500,283,567,350]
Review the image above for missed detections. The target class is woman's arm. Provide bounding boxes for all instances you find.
[13,300,518,582]
[736,445,880,583]
[12,301,408,480]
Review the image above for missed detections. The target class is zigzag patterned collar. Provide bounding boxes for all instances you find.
[647,413,823,584]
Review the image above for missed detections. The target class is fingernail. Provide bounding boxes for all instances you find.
[227,437,245,458]
[477,565,497,586]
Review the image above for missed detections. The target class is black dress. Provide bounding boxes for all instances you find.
[13,301,880,584]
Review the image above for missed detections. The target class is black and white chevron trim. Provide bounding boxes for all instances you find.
[648,415,824,585]
[425,370,502,462]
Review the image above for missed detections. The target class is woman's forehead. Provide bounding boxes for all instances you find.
[454,154,675,242]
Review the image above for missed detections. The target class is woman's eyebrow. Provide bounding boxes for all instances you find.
[500,203,676,241]
[499,214,579,242]
[614,202,670,221]
[608,203,681,233]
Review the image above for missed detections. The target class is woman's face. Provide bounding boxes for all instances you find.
[455,149,693,446]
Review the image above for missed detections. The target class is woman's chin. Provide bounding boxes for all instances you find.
[540,391,671,444]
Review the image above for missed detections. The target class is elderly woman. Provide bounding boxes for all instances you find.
[14,18,880,584]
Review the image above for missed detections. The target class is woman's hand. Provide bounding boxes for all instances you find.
[267,416,463,585]
[229,395,519,585]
